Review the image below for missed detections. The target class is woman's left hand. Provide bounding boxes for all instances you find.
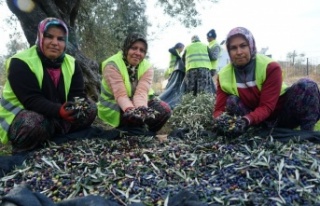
[234,118,249,134]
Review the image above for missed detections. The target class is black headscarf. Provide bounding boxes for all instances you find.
[122,32,148,65]
[121,33,148,83]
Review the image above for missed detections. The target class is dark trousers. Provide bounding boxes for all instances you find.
[9,102,97,153]
[225,78,320,131]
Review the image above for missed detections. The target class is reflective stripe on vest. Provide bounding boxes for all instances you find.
[219,54,287,96]
[99,86,120,111]
[185,42,211,71]
[0,98,21,132]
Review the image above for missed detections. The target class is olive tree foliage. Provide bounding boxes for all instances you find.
[5,0,102,100]
[156,0,219,28]
[0,10,28,84]
[4,0,149,100]
[4,0,219,100]
[0,31,28,83]
[77,0,149,64]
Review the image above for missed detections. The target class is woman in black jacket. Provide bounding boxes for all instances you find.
[0,17,97,153]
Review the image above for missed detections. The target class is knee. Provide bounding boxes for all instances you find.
[87,102,98,123]
[160,101,172,114]
[150,101,171,123]
[295,78,318,90]
[9,110,52,153]
[12,110,48,130]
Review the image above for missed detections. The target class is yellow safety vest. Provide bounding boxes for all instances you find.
[0,45,75,144]
[185,42,211,71]
[208,39,221,70]
[97,51,154,127]
[219,54,287,96]
[164,50,180,79]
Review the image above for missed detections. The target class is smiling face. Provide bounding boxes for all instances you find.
[126,40,147,66]
[42,26,66,60]
[228,35,251,67]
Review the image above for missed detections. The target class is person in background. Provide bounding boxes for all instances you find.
[0,17,97,154]
[164,42,185,79]
[213,27,320,135]
[97,33,171,135]
[160,43,186,109]
[207,29,221,77]
[182,35,216,95]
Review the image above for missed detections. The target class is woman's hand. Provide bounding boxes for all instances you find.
[59,102,77,122]
[123,107,144,124]
[213,113,249,137]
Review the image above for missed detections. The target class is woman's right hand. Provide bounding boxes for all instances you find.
[123,107,144,124]
[59,102,77,122]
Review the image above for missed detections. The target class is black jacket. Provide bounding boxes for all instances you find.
[8,58,86,118]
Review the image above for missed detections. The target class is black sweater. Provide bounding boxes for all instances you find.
[8,58,86,118]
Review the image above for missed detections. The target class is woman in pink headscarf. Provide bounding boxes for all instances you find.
[213,27,320,135]
[0,17,97,153]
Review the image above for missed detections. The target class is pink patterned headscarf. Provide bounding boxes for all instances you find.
[226,27,257,58]
[35,17,69,54]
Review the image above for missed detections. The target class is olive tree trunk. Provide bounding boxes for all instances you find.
[6,0,100,101]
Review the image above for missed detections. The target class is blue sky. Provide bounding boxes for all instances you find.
[1,0,320,70]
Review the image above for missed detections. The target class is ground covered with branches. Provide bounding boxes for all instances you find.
[0,94,320,205]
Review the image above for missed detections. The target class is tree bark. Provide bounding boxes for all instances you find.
[6,0,100,101]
